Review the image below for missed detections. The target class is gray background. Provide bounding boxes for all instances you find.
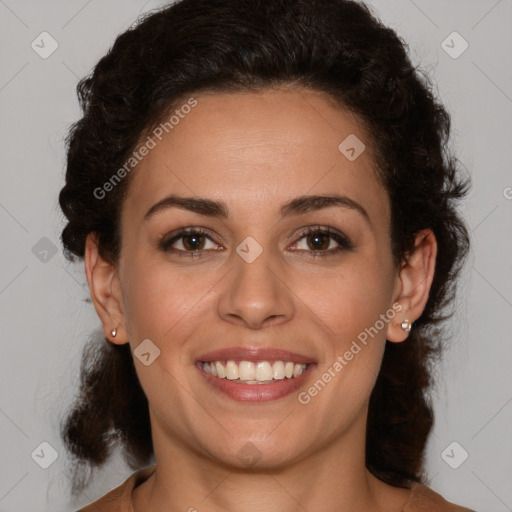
[0,0,511,510]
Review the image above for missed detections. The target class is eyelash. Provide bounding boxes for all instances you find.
[159,226,353,258]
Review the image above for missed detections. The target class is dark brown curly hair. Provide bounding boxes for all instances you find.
[58,0,470,496]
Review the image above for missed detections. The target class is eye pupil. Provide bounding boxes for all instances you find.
[308,233,328,250]
[184,234,204,250]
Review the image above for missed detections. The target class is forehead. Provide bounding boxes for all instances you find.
[122,87,389,226]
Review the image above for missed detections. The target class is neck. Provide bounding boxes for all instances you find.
[132,408,410,512]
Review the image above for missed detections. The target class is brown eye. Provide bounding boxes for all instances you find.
[290,227,353,258]
[160,228,220,255]
[181,233,206,250]
[305,231,330,251]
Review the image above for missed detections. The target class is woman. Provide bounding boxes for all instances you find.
[58,0,475,510]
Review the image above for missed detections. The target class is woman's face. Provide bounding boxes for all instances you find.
[114,87,404,468]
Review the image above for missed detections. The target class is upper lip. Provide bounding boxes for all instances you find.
[196,347,316,364]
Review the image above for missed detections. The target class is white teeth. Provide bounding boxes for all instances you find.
[215,361,226,378]
[225,360,239,380]
[272,361,285,380]
[239,361,256,380]
[285,362,294,378]
[201,360,308,383]
[255,361,273,381]
[293,363,304,377]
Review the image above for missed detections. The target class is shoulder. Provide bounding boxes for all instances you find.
[405,481,476,512]
[76,465,156,512]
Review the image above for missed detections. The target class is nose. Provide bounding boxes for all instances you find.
[217,246,295,329]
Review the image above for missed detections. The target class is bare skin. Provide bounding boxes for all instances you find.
[85,86,436,512]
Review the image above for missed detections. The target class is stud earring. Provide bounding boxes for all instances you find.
[111,328,117,337]
[401,319,412,333]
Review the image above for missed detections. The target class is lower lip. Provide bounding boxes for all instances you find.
[197,363,316,402]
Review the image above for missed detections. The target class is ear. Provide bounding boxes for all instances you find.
[387,228,437,343]
[84,232,128,345]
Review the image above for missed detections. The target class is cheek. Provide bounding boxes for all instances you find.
[299,263,391,415]
[120,255,189,342]
[121,254,222,354]
[120,260,207,407]
[297,257,393,346]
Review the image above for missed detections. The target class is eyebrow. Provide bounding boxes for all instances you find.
[144,193,371,225]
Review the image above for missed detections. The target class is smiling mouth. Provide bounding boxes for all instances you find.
[197,360,310,384]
